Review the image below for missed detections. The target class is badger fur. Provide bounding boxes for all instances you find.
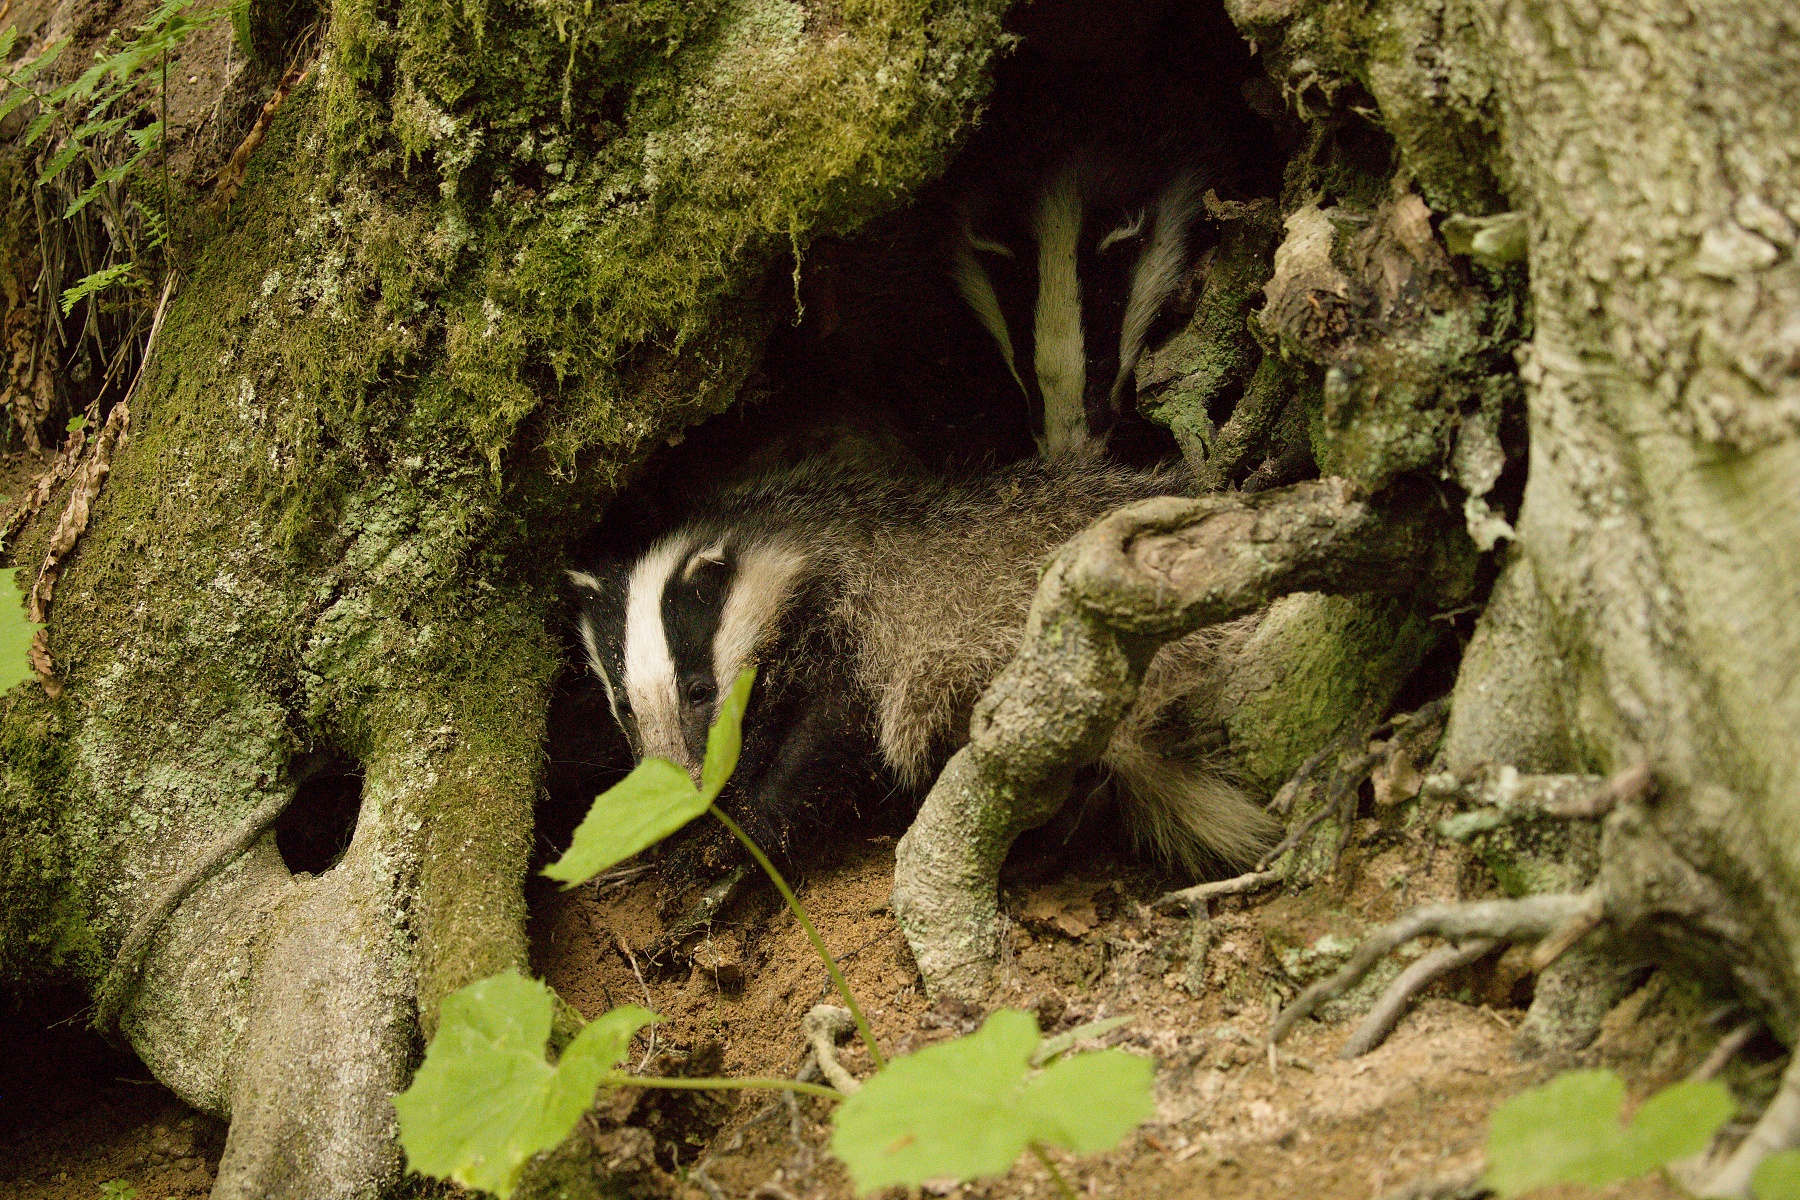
[572,451,1279,875]
[950,144,1213,458]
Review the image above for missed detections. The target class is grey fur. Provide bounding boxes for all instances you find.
[584,450,1279,873]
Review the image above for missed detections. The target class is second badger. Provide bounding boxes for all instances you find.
[572,452,1279,874]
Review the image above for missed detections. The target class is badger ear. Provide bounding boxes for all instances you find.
[565,568,605,598]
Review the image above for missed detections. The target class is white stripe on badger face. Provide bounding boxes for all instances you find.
[1114,171,1202,406]
[567,569,624,723]
[623,535,694,771]
[1033,164,1088,457]
[950,225,1028,400]
[710,539,810,708]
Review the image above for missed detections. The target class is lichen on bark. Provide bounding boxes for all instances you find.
[1,1,1013,1193]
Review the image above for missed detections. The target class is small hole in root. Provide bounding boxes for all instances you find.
[274,753,365,876]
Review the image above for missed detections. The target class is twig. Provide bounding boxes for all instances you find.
[689,1164,727,1200]
[1339,939,1500,1058]
[1529,905,1607,971]
[1152,870,1281,914]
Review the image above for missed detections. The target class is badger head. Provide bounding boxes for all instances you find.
[570,527,871,855]
[950,149,1205,457]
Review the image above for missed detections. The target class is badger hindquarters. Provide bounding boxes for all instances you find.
[573,452,1279,874]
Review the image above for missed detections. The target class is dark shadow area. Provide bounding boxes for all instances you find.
[272,753,365,876]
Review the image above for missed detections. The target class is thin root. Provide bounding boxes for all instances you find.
[1701,1050,1800,1198]
[1272,891,1599,1044]
[1151,869,1280,914]
[1339,938,1499,1058]
[803,1004,861,1094]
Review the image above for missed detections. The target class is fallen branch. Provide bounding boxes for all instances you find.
[892,477,1449,997]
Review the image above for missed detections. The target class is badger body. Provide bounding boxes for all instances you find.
[574,452,1279,874]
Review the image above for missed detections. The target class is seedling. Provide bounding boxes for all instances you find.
[394,667,1155,1198]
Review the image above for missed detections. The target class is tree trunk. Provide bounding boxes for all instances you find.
[3,0,1797,1194]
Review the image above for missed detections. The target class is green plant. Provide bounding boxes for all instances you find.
[393,667,1155,1198]
[97,1180,138,1200]
[1483,1069,1733,1197]
[0,568,42,691]
[0,0,224,303]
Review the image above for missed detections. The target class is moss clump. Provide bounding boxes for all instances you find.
[0,0,1015,1017]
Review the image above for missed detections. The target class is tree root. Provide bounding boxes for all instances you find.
[1339,938,1500,1059]
[1151,869,1281,915]
[892,477,1448,997]
[802,1005,862,1094]
[1701,1051,1800,1199]
[1271,892,1600,1044]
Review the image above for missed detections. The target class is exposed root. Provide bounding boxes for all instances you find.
[1151,869,1281,914]
[1339,938,1499,1059]
[1272,892,1599,1044]
[894,478,1450,997]
[802,1004,861,1094]
[1257,696,1449,870]
[617,934,659,1073]
[92,785,293,1038]
[1701,1051,1800,1199]
[1690,1021,1761,1083]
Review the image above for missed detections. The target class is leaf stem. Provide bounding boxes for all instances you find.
[708,804,886,1069]
[602,1073,843,1102]
[1030,1143,1078,1200]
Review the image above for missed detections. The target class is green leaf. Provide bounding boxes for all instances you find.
[700,667,755,801]
[541,757,706,885]
[0,26,16,60]
[22,107,54,144]
[98,1182,138,1200]
[0,568,42,692]
[1756,1150,1800,1199]
[1484,1070,1734,1197]
[36,139,82,185]
[60,262,137,314]
[831,1009,1155,1194]
[66,414,86,432]
[393,971,654,1199]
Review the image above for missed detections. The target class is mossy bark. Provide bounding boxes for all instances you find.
[1,2,1010,1194]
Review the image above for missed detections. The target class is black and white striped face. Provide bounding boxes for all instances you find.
[951,157,1203,457]
[570,535,810,778]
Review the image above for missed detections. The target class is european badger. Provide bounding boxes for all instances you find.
[950,144,1212,458]
[571,452,1279,874]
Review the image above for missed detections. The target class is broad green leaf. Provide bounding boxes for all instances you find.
[0,569,42,692]
[0,26,16,59]
[392,970,654,1198]
[1755,1149,1800,1199]
[1484,1070,1733,1197]
[1019,1049,1156,1155]
[541,757,705,885]
[831,1009,1154,1194]
[700,667,756,801]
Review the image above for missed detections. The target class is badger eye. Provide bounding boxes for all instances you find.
[685,679,716,706]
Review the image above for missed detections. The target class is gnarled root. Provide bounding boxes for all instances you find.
[1271,891,1601,1044]
[892,477,1448,998]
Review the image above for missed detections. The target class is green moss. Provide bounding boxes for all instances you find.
[0,0,1014,1019]
[1224,593,1438,795]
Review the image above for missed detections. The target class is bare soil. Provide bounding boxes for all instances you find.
[2,801,1757,1200]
